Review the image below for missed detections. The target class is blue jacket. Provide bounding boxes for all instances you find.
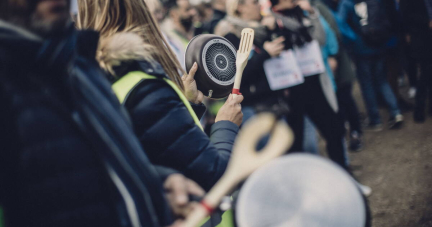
[0,22,174,227]
[337,0,386,56]
[319,15,339,90]
[113,60,239,192]
[321,0,358,49]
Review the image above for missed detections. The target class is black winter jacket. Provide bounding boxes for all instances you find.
[0,21,173,227]
[98,32,239,191]
[400,0,432,59]
[113,60,239,192]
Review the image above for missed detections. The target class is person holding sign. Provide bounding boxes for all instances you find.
[217,0,345,167]
[270,0,372,196]
[269,0,348,171]
[216,0,371,196]
[215,0,304,124]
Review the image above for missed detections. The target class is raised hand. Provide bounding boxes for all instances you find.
[183,62,204,104]
[215,94,244,126]
[264,36,285,57]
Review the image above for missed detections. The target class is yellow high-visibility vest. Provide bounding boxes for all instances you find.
[113,71,234,227]
[112,71,203,131]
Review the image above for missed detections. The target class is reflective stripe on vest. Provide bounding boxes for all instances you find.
[112,71,203,131]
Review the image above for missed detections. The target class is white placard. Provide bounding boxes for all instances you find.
[294,40,325,77]
[264,50,304,90]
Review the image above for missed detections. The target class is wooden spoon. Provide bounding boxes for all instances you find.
[232,28,255,98]
[180,113,294,227]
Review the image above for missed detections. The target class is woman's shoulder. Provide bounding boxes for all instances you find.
[123,76,180,120]
[111,59,176,106]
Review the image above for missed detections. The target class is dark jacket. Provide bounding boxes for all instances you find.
[337,0,387,56]
[100,32,239,192]
[0,21,173,227]
[400,0,432,59]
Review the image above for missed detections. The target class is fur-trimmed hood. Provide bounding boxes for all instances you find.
[97,32,156,77]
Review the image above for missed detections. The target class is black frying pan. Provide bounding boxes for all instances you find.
[185,34,237,99]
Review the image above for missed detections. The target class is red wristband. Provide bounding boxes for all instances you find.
[232,89,241,95]
[200,200,215,214]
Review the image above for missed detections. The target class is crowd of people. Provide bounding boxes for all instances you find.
[0,0,430,226]
[151,0,432,168]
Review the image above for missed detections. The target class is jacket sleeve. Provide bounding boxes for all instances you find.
[209,120,239,153]
[336,0,360,45]
[126,79,239,191]
[321,17,339,57]
[337,0,351,24]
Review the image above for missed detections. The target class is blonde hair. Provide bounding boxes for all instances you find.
[77,0,185,91]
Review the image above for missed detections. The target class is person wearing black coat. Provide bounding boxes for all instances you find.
[214,4,288,112]
[97,33,242,192]
[0,1,203,226]
[401,0,432,122]
[78,0,244,192]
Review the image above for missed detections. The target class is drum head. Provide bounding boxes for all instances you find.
[236,154,366,227]
[185,34,237,99]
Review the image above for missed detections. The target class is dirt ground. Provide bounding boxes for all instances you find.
[342,85,432,227]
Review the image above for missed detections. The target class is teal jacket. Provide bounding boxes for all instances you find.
[319,15,339,90]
